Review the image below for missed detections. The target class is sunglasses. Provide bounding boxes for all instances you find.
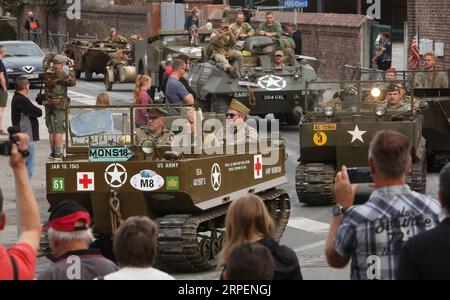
[226,113,238,119]
[275,55,283,57]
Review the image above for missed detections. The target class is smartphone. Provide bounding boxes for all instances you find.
[347,168,373,184]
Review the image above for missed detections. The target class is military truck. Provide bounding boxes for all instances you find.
[296,80,427,205]
[188,36,318,125]
[43,104,290,272]
[134,29,211,91]
[342,65,450,171]
[65,40,133,81]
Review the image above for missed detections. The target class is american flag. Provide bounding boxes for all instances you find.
[408,36,420,70]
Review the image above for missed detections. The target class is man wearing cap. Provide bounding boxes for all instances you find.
[226,99,259,144]
[136,107,175,146]
[38,201,117,280]
[44,54,76,161]
[274,50,285,69]
[210,18,242,78]
[230,12,254,40]
[106,28,127,43]
[384,84,420,112]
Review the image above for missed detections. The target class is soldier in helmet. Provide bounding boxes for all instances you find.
[384,84,420,112]
[43,54,76,160]
[226,99,259,144]
[106,28,127,43]
[136,108,175,146]
[210,18,243,78]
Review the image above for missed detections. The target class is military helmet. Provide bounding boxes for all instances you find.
[53,54,66,64]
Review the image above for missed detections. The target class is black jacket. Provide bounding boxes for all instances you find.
[291,30,302,55]
[220,237,303,280]
[399,218,450,280]
[24,17,40,31]
[184,16,199,32]
[11,92,42,141]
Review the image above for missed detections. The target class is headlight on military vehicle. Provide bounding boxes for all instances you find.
[323,106,335,117]
[371,87,381,98]
[375,105,386,117]
[141,139,155,154]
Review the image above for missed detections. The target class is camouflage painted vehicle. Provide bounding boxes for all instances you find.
[188,36,318,125]
[65,40,132,81]
[342,65,450,171]
[43,104,290,272]
[296,80,427,205]
[134,29,211,91]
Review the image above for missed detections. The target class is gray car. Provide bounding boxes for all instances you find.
[1,40,45,87]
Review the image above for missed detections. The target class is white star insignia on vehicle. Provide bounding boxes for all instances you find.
[347,125,367,143]
[211,163,222,191]
[258,75,287,91]
[105,163,128,188]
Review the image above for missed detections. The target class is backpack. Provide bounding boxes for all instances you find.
[29,20,38,30]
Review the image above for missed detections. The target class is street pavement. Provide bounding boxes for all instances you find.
[0,67,440,280]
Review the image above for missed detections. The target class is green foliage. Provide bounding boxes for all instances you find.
[1,0,66,16]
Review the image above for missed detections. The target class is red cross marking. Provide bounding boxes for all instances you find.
[255,157,262,176]
[79,174,93,189]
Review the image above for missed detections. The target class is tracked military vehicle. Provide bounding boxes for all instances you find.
[342,65,450,171]
[296,80,427,205]
[188,36,318,125]
[134,29,211,91]
[43,104,290,272]
[65,40,133,81]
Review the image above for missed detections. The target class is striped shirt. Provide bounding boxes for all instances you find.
[334,185,444,280]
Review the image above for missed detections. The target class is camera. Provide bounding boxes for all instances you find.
[0,127,20,156]
[347,168,373,184]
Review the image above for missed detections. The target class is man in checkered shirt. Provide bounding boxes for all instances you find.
[325,130,444,280]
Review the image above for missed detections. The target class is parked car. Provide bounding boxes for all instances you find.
[1,40,45,87]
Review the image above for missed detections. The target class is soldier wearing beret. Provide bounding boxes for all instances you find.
[384,84,421,112]
[43,54,76,160]
[136,107,175,146]
[226,99,259,144]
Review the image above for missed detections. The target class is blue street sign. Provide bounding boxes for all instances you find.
[284,0,309,9]
[89,147,134,162]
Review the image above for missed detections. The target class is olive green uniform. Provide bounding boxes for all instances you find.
[210,29,243,71]
[44,65,76,133]
[257,22,283,38]
[136,127,175,146]
[229,22,255,40]
[106,35,128,43]
[414,69,449,88]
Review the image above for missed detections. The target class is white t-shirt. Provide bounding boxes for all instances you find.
[103,267,175,280]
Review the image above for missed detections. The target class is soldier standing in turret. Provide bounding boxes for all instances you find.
[43,54,76,160]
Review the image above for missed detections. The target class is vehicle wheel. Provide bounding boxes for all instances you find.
[285,113,301,126]
[408,156,427,193]
[296,163,336,205]
[210,95,229,114]
[85,70,93,81]
[75,69,81,79]
[104,76,113,91]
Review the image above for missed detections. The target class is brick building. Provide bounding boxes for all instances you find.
[408,0,450,70]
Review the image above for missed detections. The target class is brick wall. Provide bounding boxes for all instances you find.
[408,0,450,70]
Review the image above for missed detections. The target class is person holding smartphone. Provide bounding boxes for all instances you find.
[325,130,444,280]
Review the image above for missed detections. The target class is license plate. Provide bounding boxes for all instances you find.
[23,74,39,79]
[314,124,337,131]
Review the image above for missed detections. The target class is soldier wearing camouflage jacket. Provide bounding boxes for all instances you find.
[43,54,76,160]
